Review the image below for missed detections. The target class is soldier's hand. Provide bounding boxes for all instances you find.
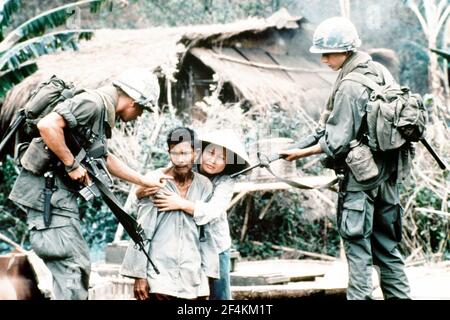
[68,165,91,185]
[141,171,173,188]
[134,278,150,300]
[279,149,306,161]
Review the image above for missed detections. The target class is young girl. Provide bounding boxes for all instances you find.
[136,129,250,300]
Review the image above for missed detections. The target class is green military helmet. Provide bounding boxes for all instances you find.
[309,16,361,54]
[113,69,160,112]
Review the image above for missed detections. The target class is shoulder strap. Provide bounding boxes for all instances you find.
[84,89,108,137]
[342,72,383,93]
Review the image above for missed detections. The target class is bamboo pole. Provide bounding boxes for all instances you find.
[258,193,275,220]
[227,190,248,211]
[240,195,252,242]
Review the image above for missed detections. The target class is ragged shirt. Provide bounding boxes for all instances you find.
[9,86,117,217]
[120,172,215,299]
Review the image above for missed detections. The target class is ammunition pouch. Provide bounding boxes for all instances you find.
[14,141,30,166]
[20,137,55,175]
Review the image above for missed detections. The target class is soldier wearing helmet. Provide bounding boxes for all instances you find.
[281,17,411,299]
[8,69,171,300]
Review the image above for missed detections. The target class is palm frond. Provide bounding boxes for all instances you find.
[0,0,21,41]
[0,0,113,51]
[0,60,37,98]
[0,29,94,71]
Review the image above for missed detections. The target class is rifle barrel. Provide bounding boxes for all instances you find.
[230,131,324,179]
[420,138,447,170]
[0,113,26,156]
[230,162,261,178]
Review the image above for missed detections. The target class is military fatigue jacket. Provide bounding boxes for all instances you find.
[318,51,398,191]
[120,172,215,299]
[9,86,117,218]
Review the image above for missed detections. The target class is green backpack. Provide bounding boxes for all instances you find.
[342,63,428,152]
[22,75,83,137]
[0,75,82,157]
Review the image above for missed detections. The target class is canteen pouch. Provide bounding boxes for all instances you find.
[345,140,379,182]
[20,137,54,175]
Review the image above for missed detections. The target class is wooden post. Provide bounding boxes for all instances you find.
[240,195,253,242]
[258,193,275,220]
[227,190,248,211]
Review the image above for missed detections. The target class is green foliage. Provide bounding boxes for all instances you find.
[410,188,448,257]
[0,155,28,253]
[0,30,93,94]
[78,196,118,260]
[0,0,20,41]
[415,188,442,209]
[230,190,341,260]
[0,0,116,98]
[237,240,283,259]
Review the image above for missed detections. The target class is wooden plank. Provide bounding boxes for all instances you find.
[231,284,346,300]
[231,273,291,286]
[231,259,332,285]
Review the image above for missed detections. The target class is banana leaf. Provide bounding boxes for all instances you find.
[0,29,93,71]
[0,0,21,41]
[0,60,36,97]
[0,0,113,51]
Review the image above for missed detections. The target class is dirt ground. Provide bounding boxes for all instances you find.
[230,259,450,300]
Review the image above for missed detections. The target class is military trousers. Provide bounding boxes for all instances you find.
[337,177,411,300]
[27,209,91,300]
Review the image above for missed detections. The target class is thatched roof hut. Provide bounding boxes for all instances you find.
[0,8,335,134]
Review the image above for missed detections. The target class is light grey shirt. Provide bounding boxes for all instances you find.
[193,175,235,253]
[120,172,216,299]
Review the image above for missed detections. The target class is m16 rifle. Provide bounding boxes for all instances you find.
[230,127,447,182]
[230,128,326,179]
[65,133,160,274]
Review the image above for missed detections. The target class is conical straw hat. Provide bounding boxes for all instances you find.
[198,129,252,171]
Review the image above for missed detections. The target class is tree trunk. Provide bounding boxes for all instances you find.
[428,39,445,106]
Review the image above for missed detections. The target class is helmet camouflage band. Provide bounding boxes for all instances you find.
[310,16,361,54]
[113,69,160,112]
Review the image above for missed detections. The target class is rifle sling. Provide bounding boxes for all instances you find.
[83,158,160,274]
[263,164,339,190]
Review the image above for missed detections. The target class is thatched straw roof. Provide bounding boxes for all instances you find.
[0,8,332,132]
[180,7,301,44]
[189,46,334,112]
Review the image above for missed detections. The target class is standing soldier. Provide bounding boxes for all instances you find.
[280,17,411,300]
[9,69,171,300]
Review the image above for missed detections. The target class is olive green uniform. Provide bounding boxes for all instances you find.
[319,52,410,299]
[9,86,117,300]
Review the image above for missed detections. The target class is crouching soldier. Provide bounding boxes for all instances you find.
[9,69,171,300]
